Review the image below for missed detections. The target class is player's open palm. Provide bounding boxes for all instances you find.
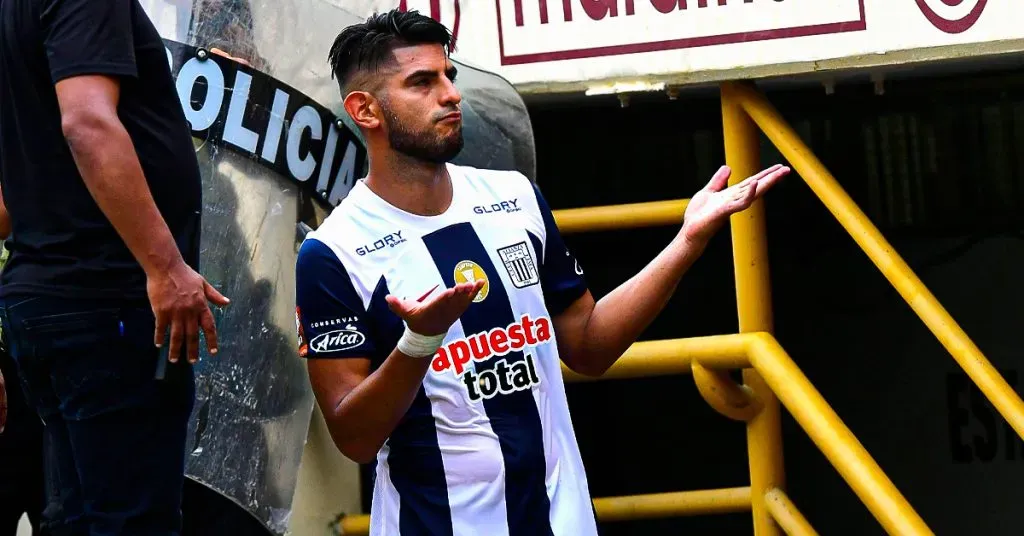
[386,280,486,336]
[681,164,790,244]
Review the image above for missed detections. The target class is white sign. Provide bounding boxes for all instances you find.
[374,0,1019,95]
[496,0,865,65]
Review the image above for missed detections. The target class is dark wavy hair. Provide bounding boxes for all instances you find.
[328,9,455,95]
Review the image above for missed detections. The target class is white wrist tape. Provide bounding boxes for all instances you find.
[396,327,446,358]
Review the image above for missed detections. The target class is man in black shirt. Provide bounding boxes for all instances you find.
[0,1,229,534]
[0,189,44,536]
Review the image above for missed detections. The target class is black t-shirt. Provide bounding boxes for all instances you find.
[0,0,202,300]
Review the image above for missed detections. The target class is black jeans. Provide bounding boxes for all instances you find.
[0,344,45,536]
[0,296,195,536]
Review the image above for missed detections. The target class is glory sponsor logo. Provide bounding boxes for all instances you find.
[431,314,552,377]
[473,198,521,215]
[356,231,406,256]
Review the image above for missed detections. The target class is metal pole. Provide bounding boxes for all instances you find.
[727,80,1024,445]
[721,82,786,536]
[764,488,820,536]
[749,335,933,535]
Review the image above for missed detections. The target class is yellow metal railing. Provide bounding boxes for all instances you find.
[336,334,927,535]
[765,488,819,536]
[722,81,1024,443]
[335,81,1023,536]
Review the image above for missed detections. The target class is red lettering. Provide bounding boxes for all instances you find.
[509,324,527,349]
[649,0,728,11]
[450,340,471,375]
[650,0,680,12]
[515,0,745,28]
[430,315,553,376]
[522,315,538,345]
[400,0,461,44]
[516,0,576,25]
[469,333,491,360]
[581,0,617,20]
[432,347,451,372]
[535,317,552,342]
[490,329,510,355]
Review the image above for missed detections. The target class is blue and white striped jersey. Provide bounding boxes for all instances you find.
[294,163,599,536]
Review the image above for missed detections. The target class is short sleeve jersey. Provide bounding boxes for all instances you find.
[295,164,600,536]
[0,0,202,300]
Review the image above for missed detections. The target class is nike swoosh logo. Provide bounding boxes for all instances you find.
[417,285,440,303]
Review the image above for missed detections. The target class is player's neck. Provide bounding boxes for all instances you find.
[364,152,453,217]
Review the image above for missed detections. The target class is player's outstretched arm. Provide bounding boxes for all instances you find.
[554,164,790,377]
[307,280,485,464]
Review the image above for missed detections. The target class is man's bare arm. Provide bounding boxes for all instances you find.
[554,164,790,377]
[552,236,707,377]
[55,75,228,362]
[308,350,432,463]
[56,75,182,277]
[308,280,484,463]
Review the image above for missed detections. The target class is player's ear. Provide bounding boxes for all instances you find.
[343,90,382,130]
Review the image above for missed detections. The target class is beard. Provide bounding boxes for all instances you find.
[381,100,464,164]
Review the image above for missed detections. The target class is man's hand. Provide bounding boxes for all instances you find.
[309,279,485,463]
[680,164,790,245]
[149,262,231,364]
[385,280,485,336]
[0,368,7,434]
[210,48,252,67]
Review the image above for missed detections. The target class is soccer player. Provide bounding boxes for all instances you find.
[296,9,789,535]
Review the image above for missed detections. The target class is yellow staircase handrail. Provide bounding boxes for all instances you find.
[335,333,930,535]
[721,81,1024,444]
[554,198,689,234]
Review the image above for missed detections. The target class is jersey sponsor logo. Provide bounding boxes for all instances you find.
[309,324,366,353]
[430,314,552,377]
[473,198,521,215]
[454,260,489,302]
[356,231,406,256]
[462,353,541,402]
[497,242,539,288]
[309,316,360,329]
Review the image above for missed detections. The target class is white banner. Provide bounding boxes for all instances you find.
[496,0,865,65]
[343,0,1019,93]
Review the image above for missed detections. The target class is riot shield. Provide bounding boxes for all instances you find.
[137,1,536,534]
